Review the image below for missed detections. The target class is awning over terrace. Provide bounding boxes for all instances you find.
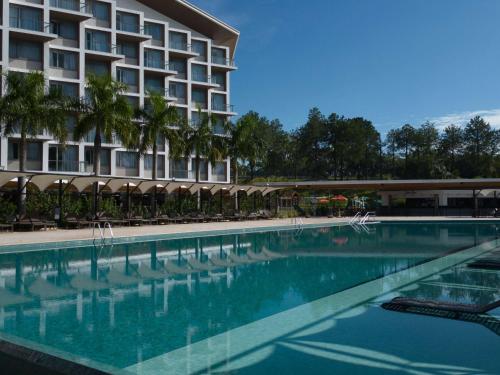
[255,178,500,191]
[0,171,282,196]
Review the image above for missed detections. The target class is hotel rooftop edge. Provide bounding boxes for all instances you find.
[0,0,239,183]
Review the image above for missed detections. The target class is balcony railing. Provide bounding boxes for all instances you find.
[86,40,114,53]
[10,17,50,33]
[144,59,169,70]
[211,56,235,67]
[212,103,234,112]
[170,41,191,52]
[191,73,211,83]
[117,21,143,34]
[50,0,87,12]
[49,159,80,172]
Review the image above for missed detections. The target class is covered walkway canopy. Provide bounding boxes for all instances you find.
[0,171,282,196]
[256,178,500,192]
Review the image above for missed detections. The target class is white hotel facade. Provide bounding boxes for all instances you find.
[0,0,238,183]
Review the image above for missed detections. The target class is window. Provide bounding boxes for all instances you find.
[191,64,207,82]
[9,40,42,61]
[49,145,78,172]
[144,154,164,173]
[145,77,163,94]
[50,82,79,98]
[192,89,207,107]
[212,94,226,111]
[86,30,110,52]
[117,68,138,86]
[86,60,109,77]
[50,50,77,70]
[116,151,138,168]
[169,82,186,101]
[117,41,138,59]
[170,58,186,79]
[169,32,187,50]
[212,72,226,90]
[116,11,139,33]
[27,143,42,161]
[212,162,227,181]
[144,49,164,69]
[88,0,110,22]
[50,20,78,40]
[144,22,163,42]
[8,143,19,160]
[9,5,42,31]
[211,47,226,65]
[192,40,207,61]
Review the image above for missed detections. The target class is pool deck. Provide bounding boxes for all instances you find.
[0,216,497,247]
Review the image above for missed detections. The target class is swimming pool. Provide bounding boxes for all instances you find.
[0,221,499,374]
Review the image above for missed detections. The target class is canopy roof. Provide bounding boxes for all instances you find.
[0,171,280,196]
[256,179,500,192]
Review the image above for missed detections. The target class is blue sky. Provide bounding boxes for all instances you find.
[191,0,500,133]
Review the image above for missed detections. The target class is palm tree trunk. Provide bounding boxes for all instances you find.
[152,144,158,217]
[92,130,102,218]
[17,132,27,218]
[195,154,201,210]
[232,156,239,211]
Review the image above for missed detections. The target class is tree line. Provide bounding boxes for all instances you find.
[236,108,500,181]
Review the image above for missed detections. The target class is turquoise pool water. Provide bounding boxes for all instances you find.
[0,222,499,374]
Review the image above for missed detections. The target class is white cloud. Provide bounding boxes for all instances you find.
[427,109,500,130]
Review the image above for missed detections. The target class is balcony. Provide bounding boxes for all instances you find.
[211,56,237,71]
[191,73,219,88]
[169,42,198,58]
[9,17,57,42]
[85,41,124,61]
[49,0,92,21]
[143,60,177,76]
[212,103,236,115]
[116,22,151,42]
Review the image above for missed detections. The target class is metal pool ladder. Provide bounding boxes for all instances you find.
[349,212,362,224]
[92,222,114,243]
[360,212,377,224]
[292,217,304,228]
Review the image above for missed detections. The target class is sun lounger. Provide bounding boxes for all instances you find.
[382,297,500,335]
[188,257,220,272]
[163,261,196,275]
[70,274,109,292]
[0,223,14,232]
[28,277,76,300]
[228,253,255,264]
[247,250,273,261]
[105,269,140,287]
[262,248,286,259]
[0,288,32,307]
[135,264,168,280]
[209,256,235,268]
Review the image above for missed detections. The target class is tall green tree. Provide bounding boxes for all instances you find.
[462,116,499,177]
[138,92,182,180]
[439,124,463,177]
[236,112,266,181]
[137,92,182,216]
[73,74,134,215]
[0,71,69,216]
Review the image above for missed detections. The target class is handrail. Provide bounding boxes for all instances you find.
[349,212,362,225]
[92,221,114,243]
[360,212,376,225]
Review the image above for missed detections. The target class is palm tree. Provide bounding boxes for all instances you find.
[237,113,265,181]
[137,91,183,215]
[0,71,69,216]
[180,109,227,209]
[73,74,134,216]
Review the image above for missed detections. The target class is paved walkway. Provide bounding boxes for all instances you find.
[0,216,497,247]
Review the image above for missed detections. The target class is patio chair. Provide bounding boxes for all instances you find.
[162,260,197,275]
[187,257,220,272]
[209,256,235,268]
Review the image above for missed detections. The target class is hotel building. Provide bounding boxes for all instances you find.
[0,0,238,183]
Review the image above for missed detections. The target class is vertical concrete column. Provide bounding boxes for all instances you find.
[110,149,116,176]
[110,1,117,79]
[78,144,85,173]
[43,0,50,74]
[0,137,8,169]
[42,142,49,172]
[138,13,144,107]
[2,1,9,71]
[139,155,144,178]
